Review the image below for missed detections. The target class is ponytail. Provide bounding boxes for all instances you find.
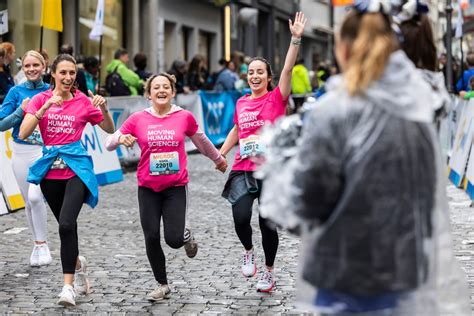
[340,11,398,95]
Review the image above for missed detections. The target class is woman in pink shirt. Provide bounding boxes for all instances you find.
[105,73,227,301]
[220,12,307,293]
[19,54,115,306]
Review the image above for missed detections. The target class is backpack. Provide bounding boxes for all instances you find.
[105,65,131,96]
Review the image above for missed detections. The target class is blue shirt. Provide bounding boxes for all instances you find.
[27,141,99,208]
[0,81,50,144]
[456,68,474,92]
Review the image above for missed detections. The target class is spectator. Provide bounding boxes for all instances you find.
[456,52,474,93]
[187,54,207,91]
[214,60,238,92]
[39,49,52,85]
[168,59,189,94]
[0,47,14,101]
[83,56,99,95]
[208,58,227,89]
[291,58,312,111]
[133,52,152,81]
[105,48,143,96]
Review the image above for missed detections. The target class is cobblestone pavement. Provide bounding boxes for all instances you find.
[1,150,473,314]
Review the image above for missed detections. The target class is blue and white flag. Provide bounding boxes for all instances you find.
[89,0,104,41]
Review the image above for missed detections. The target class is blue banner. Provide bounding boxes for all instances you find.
[199,91,241,145]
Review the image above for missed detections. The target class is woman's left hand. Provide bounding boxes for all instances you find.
[88,90,107,110]
[289,12,307,39]
[215,158,228,173]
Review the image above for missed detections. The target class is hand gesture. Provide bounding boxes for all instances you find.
[289,12,307,39]
[119,134,137,147]
[21,98,30,110]
[45,92,63,109]
[88,90,107,110]
[215,157,228,173]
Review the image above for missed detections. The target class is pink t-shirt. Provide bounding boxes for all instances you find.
[119,109,199,192]
[27,90,104,179]
[232,86,288,171]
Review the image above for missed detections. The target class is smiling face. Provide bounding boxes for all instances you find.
[52,60,77,93]
[22,55,45,82]
[149,75,176,107]
[247,60,271,94]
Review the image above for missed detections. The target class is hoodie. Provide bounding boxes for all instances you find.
[105,59,143,96]
[261,50,442,296]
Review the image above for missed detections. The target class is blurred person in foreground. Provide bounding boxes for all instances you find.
[257,0,470,314]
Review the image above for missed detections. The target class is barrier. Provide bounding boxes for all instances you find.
[0,130,25,212]
[0,122,123,213]
[199,90,239,145]
[81,124,123,186]
[448,98,474,187]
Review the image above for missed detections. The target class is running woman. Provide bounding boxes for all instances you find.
[19,54,115,306]
[105,73,227,301]
[0,50,52,267]
[219,12,307,293]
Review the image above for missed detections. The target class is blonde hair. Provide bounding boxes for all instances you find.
[22,50,46,67]
[340,11,398,96]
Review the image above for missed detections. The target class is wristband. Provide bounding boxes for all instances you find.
[291,37,301,46]
[34,112,42,120]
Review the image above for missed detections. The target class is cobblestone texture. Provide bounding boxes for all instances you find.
[0,150,473,314]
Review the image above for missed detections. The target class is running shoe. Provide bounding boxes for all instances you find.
[147,284,171,301]
[183,228,198,258]
[241,249,257,277]
[37,244,52,266]
[73,256,91,295]
[256,270,276,293]
[57,284,76,306]
[30,245,40,267]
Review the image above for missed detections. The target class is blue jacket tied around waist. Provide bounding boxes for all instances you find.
[27,141,99,208]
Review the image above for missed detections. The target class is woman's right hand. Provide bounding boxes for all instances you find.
[119,134,137,147]
[20,97,30,110]
[44,93,63,110]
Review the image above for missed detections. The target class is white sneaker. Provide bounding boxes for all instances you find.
[147,284,171,301]
[57,284,76,306]
[73,256,91,295]
[30,245,40,267]
[241,249,257,277]
[256,270,276,293]
[37,244,52,266]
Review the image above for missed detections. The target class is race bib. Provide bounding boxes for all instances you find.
[24,129,44,146]
[50,157,68,170]
[150,151,180,175]
[240,135,265,159]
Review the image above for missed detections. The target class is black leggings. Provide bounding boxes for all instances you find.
[232,193,279,267]
[40,176,87,274]
[138,185,187,285]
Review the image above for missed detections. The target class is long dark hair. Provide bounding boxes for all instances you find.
[399,15,437,71]
[248,57,274,91]
[49,53,78,93]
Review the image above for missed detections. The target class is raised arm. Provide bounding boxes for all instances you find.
[278,12,307,98]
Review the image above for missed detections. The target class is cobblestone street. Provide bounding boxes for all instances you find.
[1,151,474,314]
